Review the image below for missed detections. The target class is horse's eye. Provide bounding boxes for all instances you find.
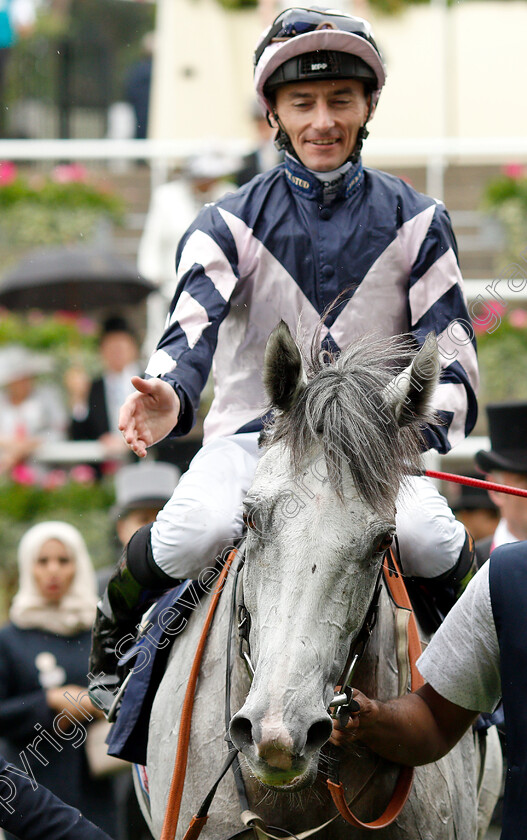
[375,534,393,554]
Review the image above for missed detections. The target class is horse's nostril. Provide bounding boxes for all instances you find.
[306,717,333,751]
[229,715,254,752]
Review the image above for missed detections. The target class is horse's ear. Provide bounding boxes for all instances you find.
[383,333,440,427]
[263,320,306,412]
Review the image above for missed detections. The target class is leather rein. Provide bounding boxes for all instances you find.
[161,545,422,840]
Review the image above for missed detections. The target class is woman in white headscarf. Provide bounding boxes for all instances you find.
[0,521,118,839]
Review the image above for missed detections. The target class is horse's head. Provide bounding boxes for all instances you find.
[229,322,439,790]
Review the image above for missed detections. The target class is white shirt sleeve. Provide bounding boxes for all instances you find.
[417,562,501,712]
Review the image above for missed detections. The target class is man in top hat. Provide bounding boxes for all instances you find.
[475,401,527,563]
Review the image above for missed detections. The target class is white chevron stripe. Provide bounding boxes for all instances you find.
[177,228,238,303]
[409,248,461,324]
[436,321,479,393]
[202,209,330,442]
[171,290,211,349]
[145,348,177,377]
[432,382,468,449]
[217,208,328,354]
[329,204,437,350]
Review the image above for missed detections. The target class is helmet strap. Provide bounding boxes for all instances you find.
[349,124,369,164]
[271,109,297,158]
[349,93,374,164]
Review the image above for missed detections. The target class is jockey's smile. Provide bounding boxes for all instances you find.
[272,78,370,172]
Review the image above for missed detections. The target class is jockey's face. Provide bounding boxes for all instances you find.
[272,78,370,171]
[488,471,527,541]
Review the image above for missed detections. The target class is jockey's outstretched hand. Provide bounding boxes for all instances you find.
[119,376,180,458]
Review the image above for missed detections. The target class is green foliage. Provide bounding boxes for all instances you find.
[0,310,97,351]
[0,476,115,522]
[482,173,527,214]
[0,310,100,383]
[6,1,155,111]
[475,306,527,407]
[0,166,126,270]
[0,177,125,219]
[481,167,527,267]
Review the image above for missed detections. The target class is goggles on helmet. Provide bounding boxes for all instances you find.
[254,7,386,116]
[253,7,386,164]
[254,7,381,68]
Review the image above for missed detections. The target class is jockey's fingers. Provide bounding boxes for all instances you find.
[130,375,153,393]
[133,441,148,458]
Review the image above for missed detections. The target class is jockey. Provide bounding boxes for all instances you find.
[90,7,479,693]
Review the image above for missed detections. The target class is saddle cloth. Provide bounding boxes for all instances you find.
[107,577,209,764]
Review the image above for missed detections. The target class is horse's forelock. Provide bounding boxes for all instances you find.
[269,333,427,513]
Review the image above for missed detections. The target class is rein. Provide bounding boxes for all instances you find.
[162,543,423,839]
[160,548,239,840]
[326,547,423,830]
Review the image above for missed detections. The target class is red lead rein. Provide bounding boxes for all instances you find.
[425,470,527,499]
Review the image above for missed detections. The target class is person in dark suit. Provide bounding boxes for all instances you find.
[0,753,114,839]
[474,402,527,566]
[66,317,141,460]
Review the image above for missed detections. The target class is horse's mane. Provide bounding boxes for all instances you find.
[266,330,434,513]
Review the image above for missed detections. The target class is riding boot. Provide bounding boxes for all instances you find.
[89,523,179,713]
[405,529,477,635]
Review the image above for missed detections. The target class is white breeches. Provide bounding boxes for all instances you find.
[150,432,466,580]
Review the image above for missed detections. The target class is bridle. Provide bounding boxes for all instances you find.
[157,467,523,839]
[161,539,422,840]
[237,550,383,716]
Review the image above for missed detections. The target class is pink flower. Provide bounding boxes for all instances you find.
[471,300,506,334]
[11,463,38,485]
[27,310,45,325]
[508,309,527,329]
[70,464,97,484]
[100,460,121,477]
[0,161,17,185]
[51,163,88,184]
[502,162,525,180]
[56,311,78,323]
[78,316,97,335]
[42,469,68,490]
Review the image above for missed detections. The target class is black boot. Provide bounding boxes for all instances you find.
[404,529,477,635]
[89,523,178,714]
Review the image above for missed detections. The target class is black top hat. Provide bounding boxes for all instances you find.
[475,402,527,474]
[100,315,137,341]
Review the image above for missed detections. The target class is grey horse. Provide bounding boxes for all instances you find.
[139,324,501,839]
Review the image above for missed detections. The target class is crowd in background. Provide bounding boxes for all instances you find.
[0,7,524,838]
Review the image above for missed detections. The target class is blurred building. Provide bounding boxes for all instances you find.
[150,0,527,148]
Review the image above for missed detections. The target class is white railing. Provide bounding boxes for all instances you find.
[2,135,527,196]
[2,136,520,472]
